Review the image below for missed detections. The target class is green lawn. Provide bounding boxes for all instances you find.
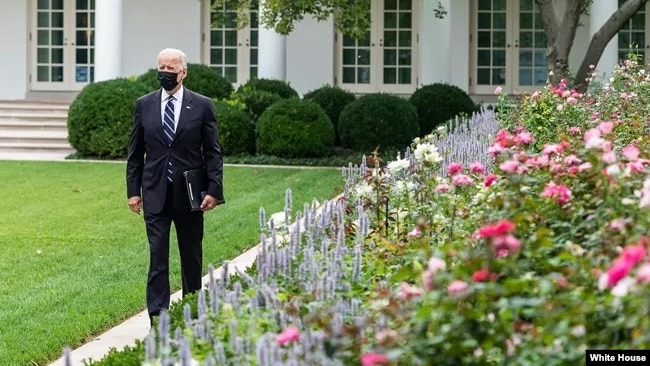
[0,161,343,366]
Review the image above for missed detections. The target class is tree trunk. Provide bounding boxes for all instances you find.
[573,0,649,93]
[537,0,584,85]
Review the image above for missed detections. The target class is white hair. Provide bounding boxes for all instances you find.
[157,48,187,69]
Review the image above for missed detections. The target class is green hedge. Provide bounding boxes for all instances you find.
[409,83,478,136]
[213,100,256,155]
[256,99,334,158]
[339,93,419,152]
[67,78,151,158]
[303,85,356,146]
[236,78,299,99]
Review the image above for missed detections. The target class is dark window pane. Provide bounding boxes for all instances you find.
[398,67,410,84]
[343,35,356,47]
[224,30,237,46]
[632,13,645,29]
[38,0,49,10]
[399,0,411,10]
[342,49,356,65]
[398,12,411,28]
[520,0,533,10]
[38,30,49,45]
[384,67,396,84]
[632,32,645,48]
[211,49,223,64]
[534,31,546,47]
[384,12,397,28]
[477,68,490,84]
[37,48,49,63]
[493,31,506,47]
[399,49,411,65]
[37,66,49,81]
[342,67,355,83]
[492,68,505,84]
[76,0,88,10]
[250,30,258,46]
[478,1,491,11]
[76,30,87,46]
[478,50,491,66]
[534,69,547,85]
[250,48,258,65]
[493,12,506,29]
[478,31,491,47]
[520,13,532,29]
[385,0,397,10]
[51,48,63,63]
[519,50,532,67]
[211,30,223,46]
[384,49,396,65]
[384,31,397,47]
[52,30,64,45]
[76,12,89,28]
[358,67,370,83]
[519,32,532,47]
[224,49,237,64]
[51,66,64,81]
[534,50,546,66]
[398,30,411,46]
[478,13,491,29]
[38,12,49,27]
[358,49,370,65]
[250,66,257,79]
[76,48,88,64]
[52,0,63,9]
[225,12,237,28]
[519,69,532,86]
[494,0,506,9]
[76,66,89,82]
[493,50,506,66]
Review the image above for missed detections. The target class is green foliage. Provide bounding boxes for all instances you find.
[303,84,357,145]
[230,88,282,121]
[256,98,334,158]
[67,78,151,158]
[237,78,299,99]
[83,341,144,366]
[338,93,419,152]
[409,82,478,136]
[136,63,234,100]
[213,99,256,155]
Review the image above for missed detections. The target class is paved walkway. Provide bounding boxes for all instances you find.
[47,244,261,366]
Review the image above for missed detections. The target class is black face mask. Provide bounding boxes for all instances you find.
[157,71,179,91]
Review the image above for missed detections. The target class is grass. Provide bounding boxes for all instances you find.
[0,160,344,366]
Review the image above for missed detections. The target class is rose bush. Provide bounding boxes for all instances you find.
[88,59,650,365]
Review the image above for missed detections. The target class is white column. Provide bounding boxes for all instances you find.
[257,0,286,80]
[448,0,470,90]
[419,0,451,86]
[94,0,123,81]
[590,0,618,75]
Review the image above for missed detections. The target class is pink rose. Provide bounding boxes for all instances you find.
[623,144,640,160]
[499,160,519,173]
[399,282,423,300]
[484,174,498,187]
[636,263,650,284]
[447,280,469,297]
[447,162,463,175]
[598,121,614,134]
[276,326,300,346]
[361,352,390,366]
[469,162,486,174]
[452,174,474,186]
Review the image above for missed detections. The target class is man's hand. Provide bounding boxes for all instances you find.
[128,196,142,214]
[200,194,218,212]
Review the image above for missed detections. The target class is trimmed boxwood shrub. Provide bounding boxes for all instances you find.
[303,85,356,145]
[409,82,478,136]
[67,78,151,158]
[230,89,283,122]
[256,99,334,158]
[137,63,234,100]
[338,93,419,152]
[213,100,256,155]
[237,78,299,99]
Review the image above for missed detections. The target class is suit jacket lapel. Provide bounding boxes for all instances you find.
[151,89,166,144]
[174,89,193,141]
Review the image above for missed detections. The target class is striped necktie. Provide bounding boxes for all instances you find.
[163,96,175,182]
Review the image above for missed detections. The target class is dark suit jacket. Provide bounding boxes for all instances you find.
[126,87,225,214]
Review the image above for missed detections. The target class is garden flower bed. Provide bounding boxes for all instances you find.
[90,59,650,365]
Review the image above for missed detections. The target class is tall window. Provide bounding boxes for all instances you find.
[204,0,258,84]
[618,0,647,62]
[337,0,418,94]
[471,0,547,94]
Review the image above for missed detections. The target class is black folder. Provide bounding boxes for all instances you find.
[183,169,207,211]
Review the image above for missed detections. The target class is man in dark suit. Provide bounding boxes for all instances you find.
[126,48,225,323]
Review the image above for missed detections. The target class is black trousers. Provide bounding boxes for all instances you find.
[143,185,204,317]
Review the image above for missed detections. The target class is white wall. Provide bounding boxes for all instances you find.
[448,0,470,90]
[1,0,28,100]
[285,16,335,96]
[121,0,202,77]
[419,0,451,87]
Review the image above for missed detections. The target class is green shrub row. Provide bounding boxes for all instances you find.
[67,65,476,161]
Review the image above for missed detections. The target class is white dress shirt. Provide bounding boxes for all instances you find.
[160,87,184,132]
